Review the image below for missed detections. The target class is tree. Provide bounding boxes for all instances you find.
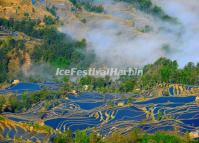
[138,0,152,10]
[127,97,134,104]
[9,95,23,112]
[44,16,56,25]
[53,130,73,143]
[120,79,136,92]
[53,132,68,143]
[75,130,89,143]
[46,6,57,16]
[80,76,93,86]
[158,110,163,120]
[0,96,6,113]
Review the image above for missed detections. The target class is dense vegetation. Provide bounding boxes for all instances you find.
[0,18,48,38]
[53,129,198,143]
[118,0,176,22]
[46,6,57,17]
[140,58,199,88]
[0,38,25,82]
[70,0,104,13]
[0,17,94,82]
[77,57,199,93]
[31,28,88,67]
[0,89,61,113]
[0,17,93,67]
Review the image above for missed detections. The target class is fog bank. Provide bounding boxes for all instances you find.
[60,0,199,67]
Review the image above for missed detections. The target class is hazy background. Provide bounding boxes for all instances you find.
[59,0,199,68]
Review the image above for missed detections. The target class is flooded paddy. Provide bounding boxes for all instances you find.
[44,93,199,135]
[1,83,199,135]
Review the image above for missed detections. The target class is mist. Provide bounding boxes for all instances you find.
[59,0,199,68]
[22,64,56,81]
[153,0,199,67]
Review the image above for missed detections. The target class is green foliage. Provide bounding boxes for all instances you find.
[140,57,179,89]
[31,27,88,68]
[107,100,114,107]
[8,95,24,112]
[80,76,93,86]
[93,78,106,90]
[127,97,134,104]
[2,89,62,113]
[28,89,55,103]
[158,110,163,120]
[70,0,104,13]
[0,115,5,121]
[51,57,70,68]
[160,59,178,82]
[53,130,73,143]
[126,129,140,143]
[75,130,89,143]
[138,0,152,10]
[0,18,92,70]
[0,37,25,82]
[84,3,104,13]
[140,57,199,89]
[119,0,175,22]
[105,130,193,143]
[177,62,199,85]
[79,76,110,91]
[105,133,126,143]
[120,79,136,92]
[53,130,103,143]
[24,12,29,17]
[77,57,199,93]
[21,92,28,101]
[46,6,57,16]
[143,132,184,143]
[43,15,56,25]
[0,47,8,82]
[0,17,55,39]
[89,132,103,143]
[0,18,43,39]
[162,89,170,96]
[0,96,6,113]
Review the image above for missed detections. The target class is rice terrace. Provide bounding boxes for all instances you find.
[0,82,199,142]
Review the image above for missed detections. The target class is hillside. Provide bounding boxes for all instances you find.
[0,0,52,20]
[0,0,91,83]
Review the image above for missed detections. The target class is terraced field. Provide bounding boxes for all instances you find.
[0,83,199,138]
[0,82,60,94]
[0,117,53,142]
[43,93,199,135]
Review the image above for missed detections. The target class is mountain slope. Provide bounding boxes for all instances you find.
[0,0,52,20]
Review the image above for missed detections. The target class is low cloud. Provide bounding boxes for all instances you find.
[59,0,199,68]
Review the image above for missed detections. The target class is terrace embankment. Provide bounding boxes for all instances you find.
[0,83,199,138]
[0,116,54,142]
